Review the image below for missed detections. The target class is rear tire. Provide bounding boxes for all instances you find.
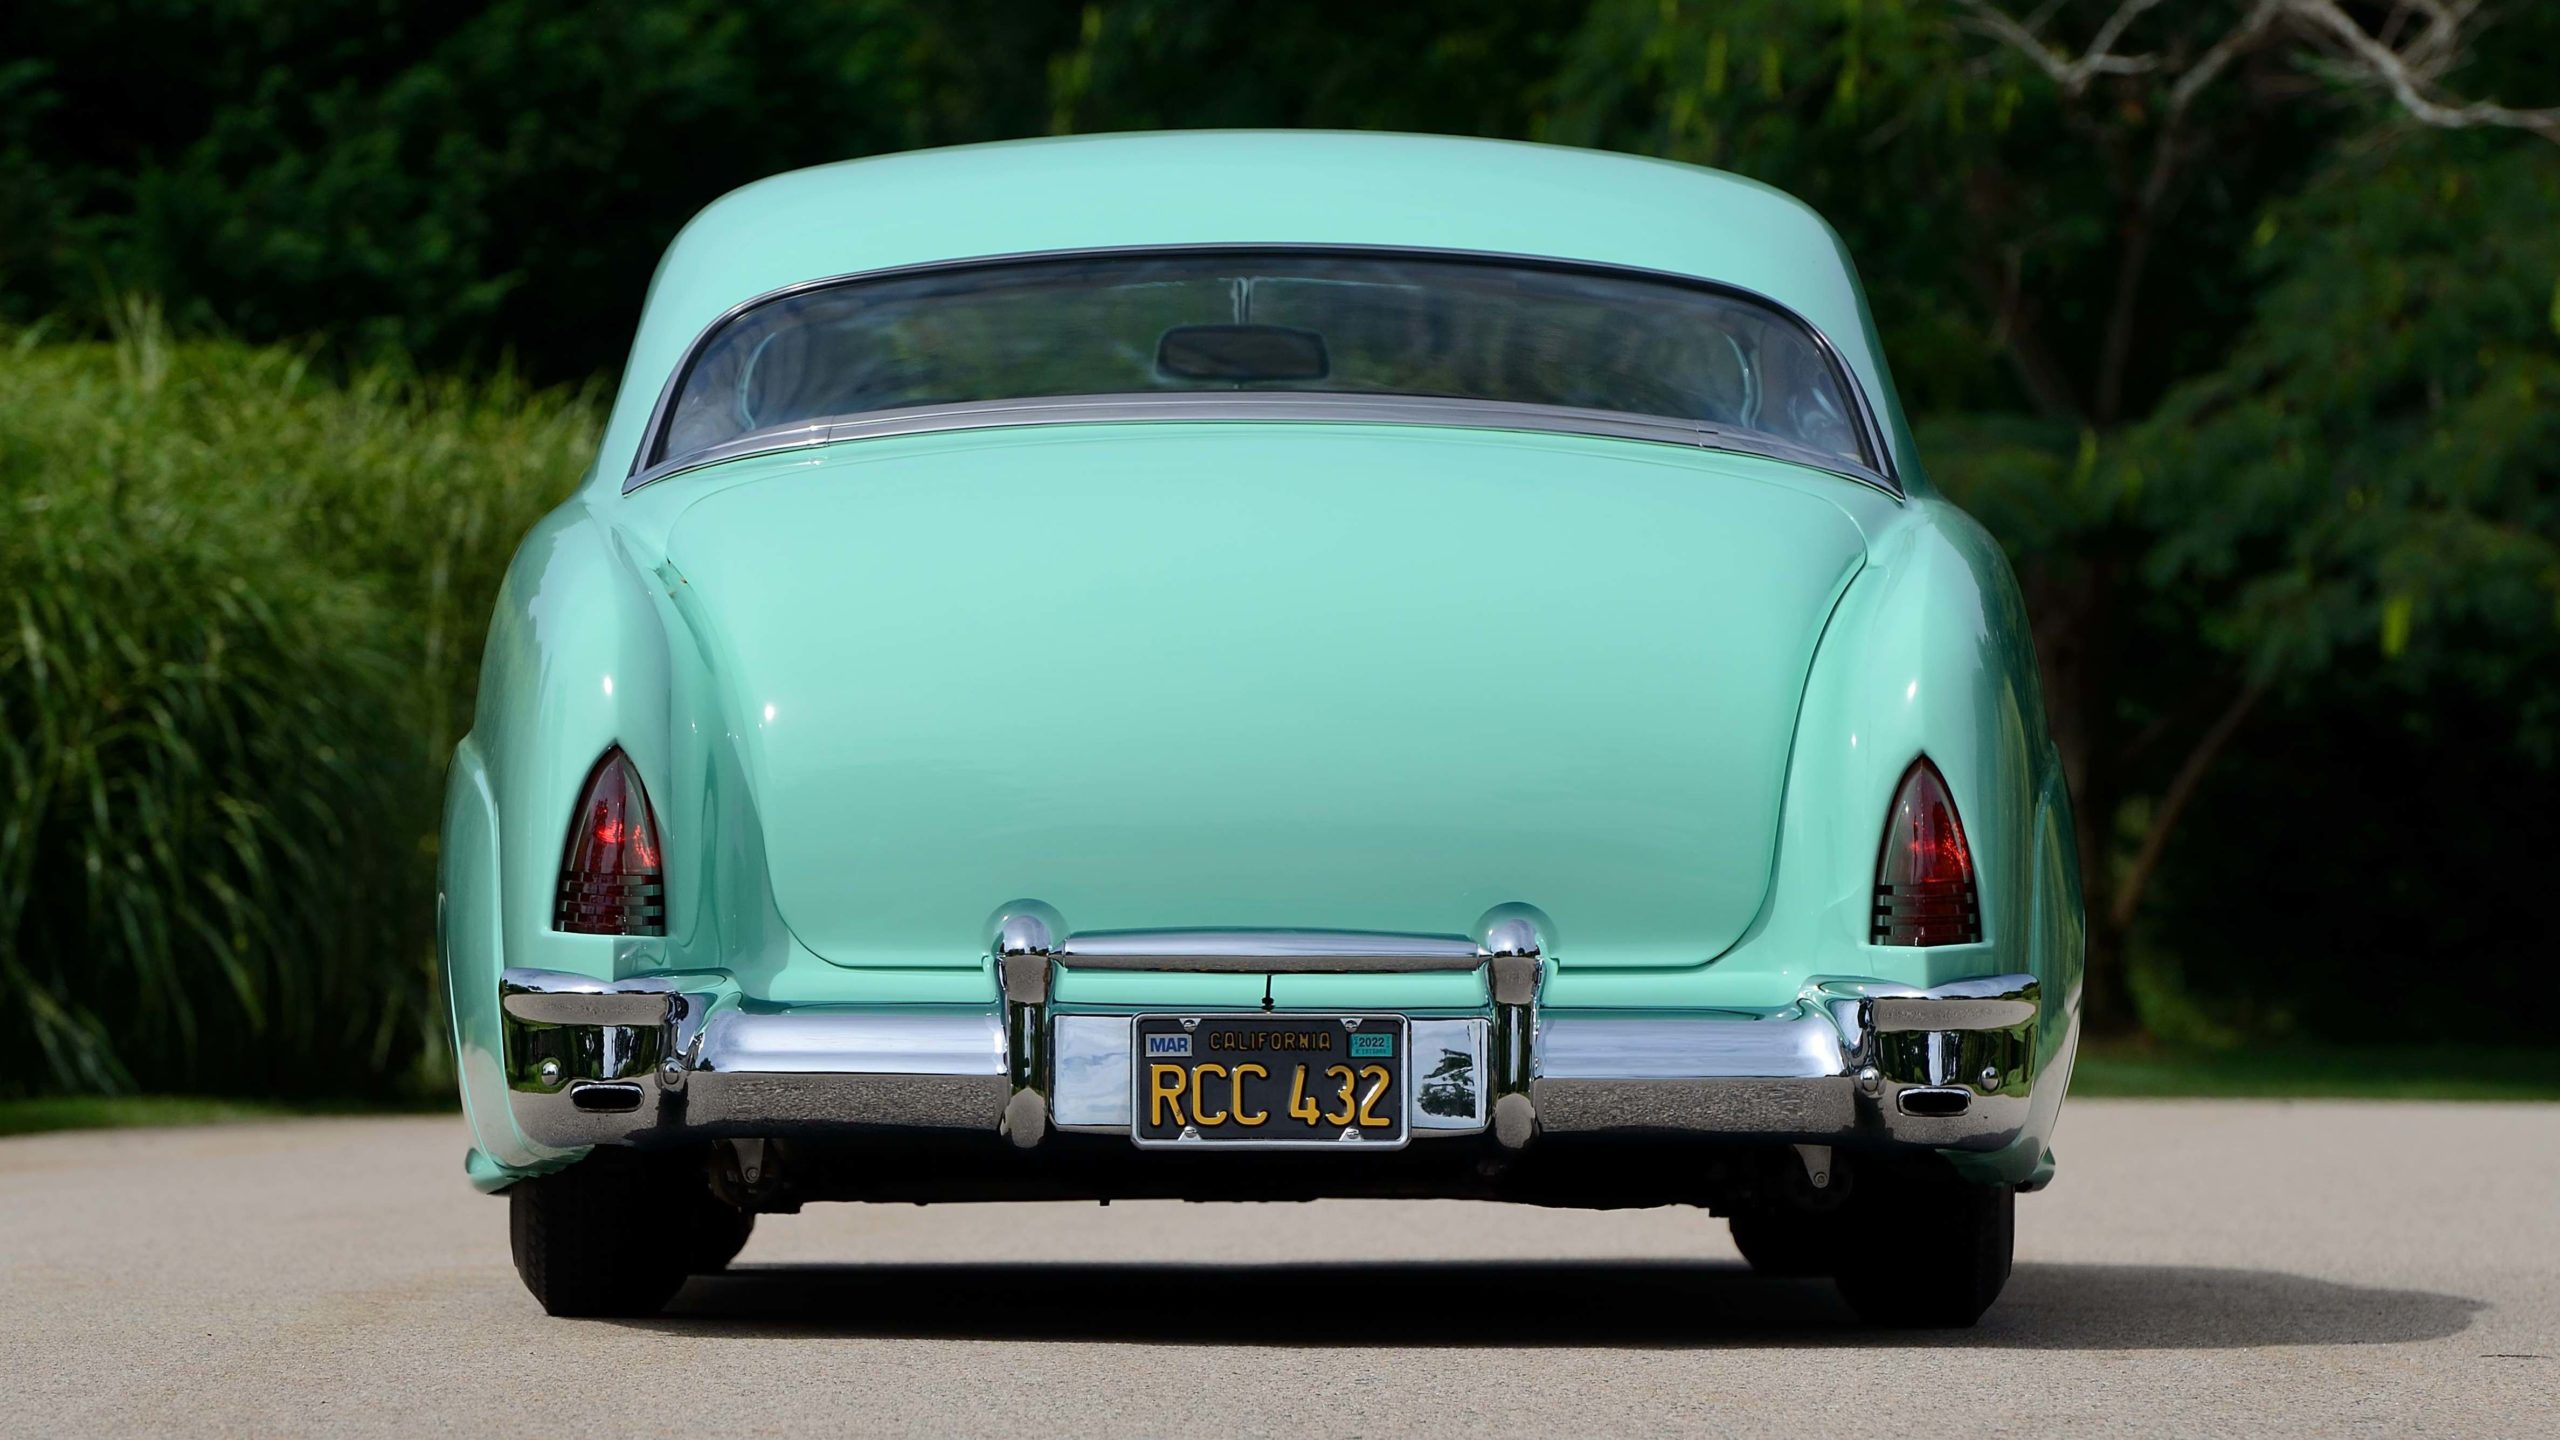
[508,1151,698,1317]
[1728,1210,1838,1277]
[682,1196,755,1274]
[1831,1174,2014,1328]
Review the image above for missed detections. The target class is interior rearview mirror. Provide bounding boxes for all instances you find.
[1155,324,1331,383]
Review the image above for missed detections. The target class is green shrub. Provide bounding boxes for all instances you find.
[0,314,595,1098]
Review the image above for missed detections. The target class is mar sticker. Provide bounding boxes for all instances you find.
[1349,1033,1395,1057]
[1145,1032,1192,1058]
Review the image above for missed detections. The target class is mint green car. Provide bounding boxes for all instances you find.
[441,132,2083,1326]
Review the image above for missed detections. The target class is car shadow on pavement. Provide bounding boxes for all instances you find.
[627,1260,2483,1350]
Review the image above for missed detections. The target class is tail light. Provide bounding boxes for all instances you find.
[553,747,666,935]
[1872,757,1980,946]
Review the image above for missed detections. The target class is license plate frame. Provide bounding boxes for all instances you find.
[1128,1014,1411,1150]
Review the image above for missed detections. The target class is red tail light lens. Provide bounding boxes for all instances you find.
[1872,758,1980,946]
[553,747,666,935]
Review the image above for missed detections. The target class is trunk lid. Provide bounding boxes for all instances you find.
[660,424,1866,970]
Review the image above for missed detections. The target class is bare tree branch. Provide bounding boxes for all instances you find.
[2092,0,2287,421]
[1954,0,2163,97]
[2289,0,2560,141]
[1964,0,2560,424]
[2165,0,2287,116]
[1958,0,2560,144]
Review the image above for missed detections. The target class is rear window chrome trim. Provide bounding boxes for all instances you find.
[623,243,1902,498]
[622,391,1901,496]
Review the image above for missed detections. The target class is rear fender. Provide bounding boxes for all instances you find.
[1547,500,2056,1011]
[468,501,677,988]
[439,736,552,1174]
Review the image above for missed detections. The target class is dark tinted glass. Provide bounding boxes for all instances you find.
[659,251,1871,470]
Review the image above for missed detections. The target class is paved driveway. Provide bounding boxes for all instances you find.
[4,1100,2554,1436]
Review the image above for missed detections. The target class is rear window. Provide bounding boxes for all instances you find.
[653,249,1875,474]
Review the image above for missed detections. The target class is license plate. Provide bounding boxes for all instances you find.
[1131,1015,1409,1149]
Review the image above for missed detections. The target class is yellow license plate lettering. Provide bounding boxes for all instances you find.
[1144,1024,1401,1141]
[1323,1064,1356,1125]
[1191,1062,1229,1126]
[1357,1064,1394,1128]
[1288,1064,1322,1125]
[1231,1062,1269,1126]
[1148,1062,1190,1128]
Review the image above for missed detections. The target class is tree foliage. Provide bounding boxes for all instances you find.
[1,1,2555,1076]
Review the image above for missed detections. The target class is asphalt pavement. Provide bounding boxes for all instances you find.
[4,1100,2555,1437]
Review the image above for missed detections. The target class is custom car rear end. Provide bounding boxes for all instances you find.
[441,131,2083,1326]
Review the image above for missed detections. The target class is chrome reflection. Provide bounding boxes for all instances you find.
[492,965,2049,1161]
[1532,974,2045,1152]
[1059,928,1485,973]
[1410,1017,1489,1130]
[1050,1014,1134,1129]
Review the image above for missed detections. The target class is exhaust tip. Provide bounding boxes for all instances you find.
[1895,1086,1972,1119]
[568,1080,648,1113]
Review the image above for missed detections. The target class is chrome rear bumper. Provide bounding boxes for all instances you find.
[1529,977,2041,1153]
[499,974,1012,1146]
[498,925,2049,1163]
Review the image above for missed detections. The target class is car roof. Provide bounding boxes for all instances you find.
[596,132,1917,487]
